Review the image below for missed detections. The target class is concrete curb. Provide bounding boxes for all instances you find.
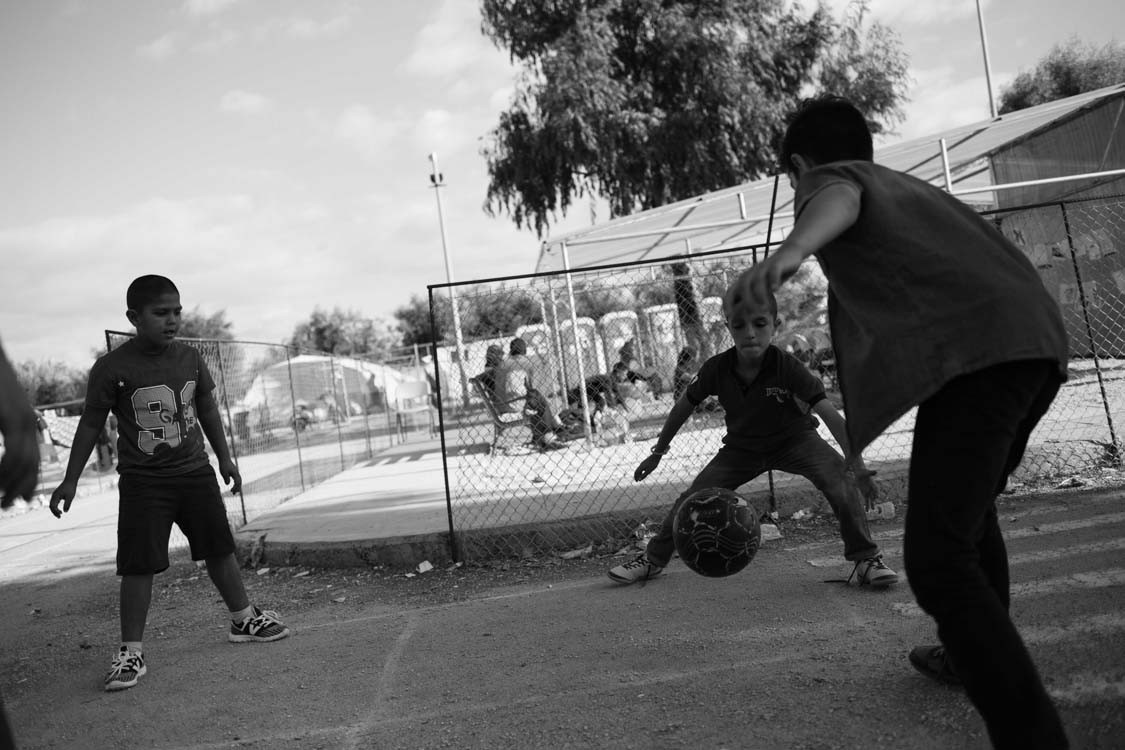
[234,529,456,570]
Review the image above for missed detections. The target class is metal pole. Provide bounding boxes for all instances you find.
[976,0,998,118]
[285,347,307,492]
[561,242,594,441]
[939,138,955,192]
[429,285,461,563]
[213,342,247,526]
[428,153,472,410]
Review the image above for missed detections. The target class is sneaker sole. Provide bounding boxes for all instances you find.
[606,570,663,584]
[866,574,898,587]
[909,651,962,686]
[105,664,146,692]
[229,627,291,643]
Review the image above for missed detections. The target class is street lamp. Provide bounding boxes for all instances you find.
[976,0,998,118]
[428,153,471,409]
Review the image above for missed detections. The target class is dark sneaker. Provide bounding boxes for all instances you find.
[910,645,961,686]
[850,555,899,587]
[607,553,664,584]
[229,607,290,643]
[105,647,146,692]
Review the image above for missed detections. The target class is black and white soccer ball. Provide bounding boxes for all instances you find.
[672,487,761,577]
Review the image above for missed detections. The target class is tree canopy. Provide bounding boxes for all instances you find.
[480,0,910,236]
[288,307,400,358]
[999,37,1125,114]
[178,307,235,341]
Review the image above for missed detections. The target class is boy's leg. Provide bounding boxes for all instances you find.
[120,574,155,642]
[644,448,765,567]
[771,432,878,561]
[205,552,250,613]
[905,360,1066,750]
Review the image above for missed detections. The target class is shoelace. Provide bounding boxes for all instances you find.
[846,556,884,585]
[621,556,650,571]
[108,652,141,677]
[244,610,283,630]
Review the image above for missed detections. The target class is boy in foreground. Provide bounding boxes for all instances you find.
[608,289,896,588]
[733,97,1069,749]
[50,275,290,692]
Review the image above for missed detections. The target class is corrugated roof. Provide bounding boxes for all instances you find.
[536,83,1125,272]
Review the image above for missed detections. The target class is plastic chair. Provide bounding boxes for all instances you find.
[395,380,435,442]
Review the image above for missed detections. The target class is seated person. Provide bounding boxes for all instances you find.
[493,337,566,451]
[475,344,505,398]
[616,339,664,396]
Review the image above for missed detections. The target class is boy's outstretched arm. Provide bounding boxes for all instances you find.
[49,405,108,518]
[635,396,695,481]
[731,183,860,307]
[811,399,878,504]
[197,393,241,495]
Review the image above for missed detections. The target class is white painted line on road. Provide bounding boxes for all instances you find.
[1023,613,1125,644]
[804,513,1125,567]
[1008,537,1125,565]
[891,568,1125,617]
[1048,673,1125,705]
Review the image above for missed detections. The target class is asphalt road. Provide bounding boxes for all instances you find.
[0,485,1122,749]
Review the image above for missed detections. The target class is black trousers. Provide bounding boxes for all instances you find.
[905,359,1068,750]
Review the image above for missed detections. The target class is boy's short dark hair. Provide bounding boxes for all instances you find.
[780,96,873,172]
[509,337,527,356]
[127,275,179,311]
[724,285,778,320]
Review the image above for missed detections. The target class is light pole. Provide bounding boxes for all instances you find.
[976,0,998,118]
[428,153,471,409]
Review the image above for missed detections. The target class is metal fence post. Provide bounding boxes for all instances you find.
[213,342,248,525]
[429,285,461,563]
[285,347,307,492]
[1061,202,1121,463]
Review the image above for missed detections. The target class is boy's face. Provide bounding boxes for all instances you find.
[724,299,777,364]
[127,292,182,349]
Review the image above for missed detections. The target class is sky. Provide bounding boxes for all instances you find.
[1,0,1122,369]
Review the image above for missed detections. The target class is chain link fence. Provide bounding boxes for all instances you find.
[101,333,441,547]
[434,194,1125,562]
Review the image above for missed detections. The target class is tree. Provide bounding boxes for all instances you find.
[480,0,908,235]
[16,359,88,408]
[178,307,235,341]
[394,295,451,347]
[289,307,400,358]
[480,0,909,355]
[999,37,1125,114]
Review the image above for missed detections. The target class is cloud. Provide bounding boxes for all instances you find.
[402,0,495,77]
[136,33,178,61]
[328,105,404,163]
[182,0,241,17]
[412,109,478,157]
[277,14,351,39]
[817,0,984,26]
[220,89,272,115]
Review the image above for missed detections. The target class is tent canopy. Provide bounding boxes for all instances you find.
[536,83,1125,273]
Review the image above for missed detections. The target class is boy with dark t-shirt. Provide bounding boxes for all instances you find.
[50,275,289,692]
[733,97,1069,749]
[608,290,896,588]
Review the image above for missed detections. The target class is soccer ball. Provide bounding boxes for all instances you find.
[672,488,761,577]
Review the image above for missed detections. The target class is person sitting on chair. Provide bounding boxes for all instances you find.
[493,338,566,451]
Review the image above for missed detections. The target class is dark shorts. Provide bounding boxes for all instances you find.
[117,466,236,575]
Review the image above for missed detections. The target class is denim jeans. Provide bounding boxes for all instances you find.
[905,359,1067,749]
[645,430,879,566]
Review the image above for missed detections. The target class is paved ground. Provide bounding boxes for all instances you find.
[1,475,1123,749]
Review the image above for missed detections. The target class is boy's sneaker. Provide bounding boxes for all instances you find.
[229,607,291,643]
[105,647,146,692]
[850,555,898,587]
[607,553,664,584]
[909,644,961,686]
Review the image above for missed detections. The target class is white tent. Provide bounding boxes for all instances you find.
[238,354,410,427]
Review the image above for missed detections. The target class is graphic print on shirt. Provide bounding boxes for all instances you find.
[130,381,197,455]
[765,386,790,404]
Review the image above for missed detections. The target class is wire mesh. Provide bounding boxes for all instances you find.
[435,195,1125,563]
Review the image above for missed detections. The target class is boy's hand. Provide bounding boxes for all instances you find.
[634,454,662,482]
[730,250,803,310]
[49,480,78,518]
[219,459,242,495]
[849,468,879,508]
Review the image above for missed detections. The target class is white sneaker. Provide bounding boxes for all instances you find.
[850,555,898,587]
[607,553,664,584]
[105,647,146,692]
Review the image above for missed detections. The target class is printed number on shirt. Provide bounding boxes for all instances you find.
[131,382,197,454]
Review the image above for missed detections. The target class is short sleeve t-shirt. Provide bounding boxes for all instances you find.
[794,161,1069,452]
[686,346,826,452]
[85,339,215,477]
